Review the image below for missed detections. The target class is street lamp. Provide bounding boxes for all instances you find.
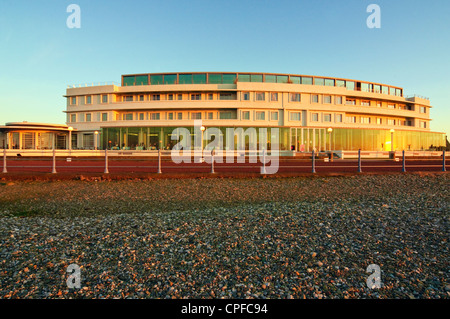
[200,126,206,162]
[327,128,333,162]
[390,129,395,152]
[68,127,73,152]
[94,131,99,150]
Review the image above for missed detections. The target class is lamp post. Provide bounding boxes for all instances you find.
[94,131,99,150]
[200,125,206,162]
[327,128,333,162]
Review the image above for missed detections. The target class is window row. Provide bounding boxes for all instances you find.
[70,95,108,106]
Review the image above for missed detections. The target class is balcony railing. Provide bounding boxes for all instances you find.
[67,81,120,88]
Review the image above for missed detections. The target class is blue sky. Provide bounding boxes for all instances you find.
[0,0,449,136]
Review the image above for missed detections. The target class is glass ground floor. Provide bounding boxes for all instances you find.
[0,131,70,150]
[98,126,447,152]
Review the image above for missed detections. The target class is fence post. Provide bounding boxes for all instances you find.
[52,149,57,174]
[262,148,266,174]
[211,149,215,174]
[402,150,406,172]
[2,149,6,173]
[104,148,109,174]
[312,150,316,173]
[157,149,162,174]
[443,150,446,172]
[357,149,362,173]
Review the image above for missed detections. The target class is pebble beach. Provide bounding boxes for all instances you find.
[0,173,448,299]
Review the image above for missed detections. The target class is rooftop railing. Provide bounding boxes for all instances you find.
[67,81,120,88]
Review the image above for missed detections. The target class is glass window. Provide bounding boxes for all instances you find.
[314,78,325,86]
[125,113,133,121]
[123,76,135,86]
[164,74,177,84]
[193,73,207,84]
[277,75,289,83]
[346,81,355,90]
[361,117,370,124]
[242,92,250,100]
[139,95,144,101]
[179,74,192,84]
[324,114,331,122]
[136,75,148,85]
[152,94,160,101]
[396,88,402,96]
[208,93,213,100]
[301,77,313,85]
[346,116,356,123]
[420,106,426,113]
[102,113,108,121]
[324,95,331,104]
[290,112,301,121]
[335,114,343,122]
[71,97,76,105]
[382,86,389,94]
[336,80,345,87]
[256,111,265,120]
[265,75,276,83]
[219,111,232,119]
[251,74,263,82]
[209,74,222,84]
[150,113,160,120]
[388,104,395,109]
[389,87,396,96]
[168,112,174,120]
[361,100,370,106]
[86,96,92,104]
[168,94,174,100]
[324,79,335,86]
[150,75,163,85]
[191,94,201,100]
[124,95,133,102]
[271,111,278,121]
[219,92,236,100]
[374,85,381,93]
[191,112,202,119]
[102,95,108,103]
[361,83,369,92]
[290,76,300,84]
[242,111,250,120]
[256,92,265,101]
[178,94,182,100]
[270,92,278,101]
[377,118,382,124]
[138,113,144,120]
[335,96,343,104]
[290,93,301,102]
[311,113,319,121]
[223,74,236,84]
[312,95,319,103]
[346,99,356,105]
[70,114,76,122]
[178,112,182,120]
[238,74,250,82]
[207,112,213,119]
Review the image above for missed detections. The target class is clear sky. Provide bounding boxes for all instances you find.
[0,0,449,136]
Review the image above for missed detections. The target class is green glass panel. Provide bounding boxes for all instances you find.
[314,78,325,86]
[324,79,335,86]
[361,83,369,92]
[223,74,236,84]
[251,74,263,82]
[290,76,300,84]
[265,75,276,83]
[336,80,345,87]
[135,75,148,85]
[346,81,355,90]
[150,75,163,85]
[277,75,288,83]
[208,74,222,84]
[238,74,251,82]
[179,74,192,84]
[164,74,177,84]
[193,73,207,84]
[123,76,135,86]
[301,77,313,85]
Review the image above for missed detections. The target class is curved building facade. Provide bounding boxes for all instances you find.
[64,72,446,151]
